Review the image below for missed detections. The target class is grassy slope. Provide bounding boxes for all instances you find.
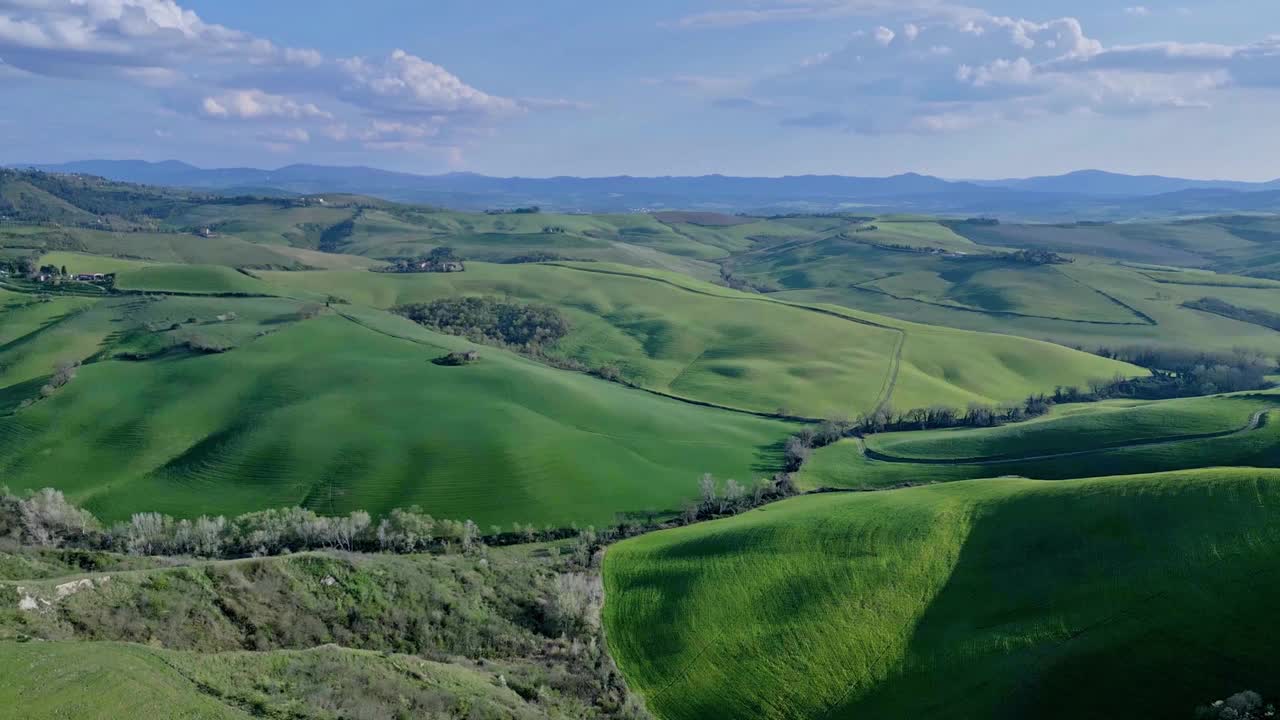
[0,642,559,720]
[800,393,1280,490]
[260,263,900,418]
[604,469,1280,720]
[0,309,790,526]
[113,265,273,295]
[867,394,1275,460]
[0,642,248,719]
[746,222,1280,355]
[1,226,319,269]
[260,263,1138,417]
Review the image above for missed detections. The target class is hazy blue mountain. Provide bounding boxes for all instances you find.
[974,169,1280,196]
[17,160,1280,219]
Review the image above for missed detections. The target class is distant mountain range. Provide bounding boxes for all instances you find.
[14,160,1280,220]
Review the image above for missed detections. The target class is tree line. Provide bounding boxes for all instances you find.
[778,345,1277,476]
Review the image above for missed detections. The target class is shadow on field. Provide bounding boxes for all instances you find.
[750,439,787,475]
[834,480,1280,720]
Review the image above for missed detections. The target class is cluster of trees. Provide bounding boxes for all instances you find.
[0,488,490,558]
[379,246,466,273]
[1184,297,1280,333]
[395,296,570,350]
[501,252,571,264]
[1005,249,1073,265]
[40,359,80,398]
[485,206,541,214]
[718,264,780,294]
[686,472,797,522]
[1078,345,1274,398]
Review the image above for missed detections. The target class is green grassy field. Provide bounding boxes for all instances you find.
[259,263,1139,417]
[0,306,791,526]
[113,265,273,295]
[0,642,249,719]
[866,394,1275,460]
[604,468,1280,720]
[0,642,563,720]
[772,255,1280,355]
[799,393,1280,490]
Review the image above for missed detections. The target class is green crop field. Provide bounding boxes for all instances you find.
[866,394,1276,460]
[259,263,1139,418]
[112,265,273,295]
[799,393,1280,490]
[0,306,791,526]
[604,468,1280,720]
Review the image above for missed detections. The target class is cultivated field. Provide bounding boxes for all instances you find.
[605,469,1280,720]
[0,305,791,526]
[800,392,1280,489]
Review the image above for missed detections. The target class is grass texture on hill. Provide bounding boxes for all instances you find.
[604,468,1280,720]
[801,393,1280,490]
[866,394,1275,461]
[0,307,790,526]
[112,265,271,295]
[739,221,1280,355]
[0,642,563,720]
[259,263,1139,418]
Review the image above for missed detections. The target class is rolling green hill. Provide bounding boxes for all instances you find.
[866,394,1275,460]
[799,392,1280,490]
[0,305,790,526]
[112,265,273,295]
[259,263,1140,418]
[604,468,1280,720]
[755,247,1280,355]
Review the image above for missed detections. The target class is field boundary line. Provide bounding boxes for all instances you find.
[863,410,1271,466]
[840,283,1154,327]
[543,262,907,415]
[330,307,823,425]
[1053,267,1158,326]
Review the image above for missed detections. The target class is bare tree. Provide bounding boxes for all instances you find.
[722,479,745,514]
[698,473,718,512]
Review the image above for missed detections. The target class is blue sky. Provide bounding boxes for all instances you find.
[3,0,1280,179]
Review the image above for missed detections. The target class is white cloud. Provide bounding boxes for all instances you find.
[337,49,519,118]
[201,89,331,120]
[667,1,976,29]
[903,23,921,41]
[1124,6,1151,17]
[731,9,1250,135]
[957,57,1035,87]
[0,0,316,76]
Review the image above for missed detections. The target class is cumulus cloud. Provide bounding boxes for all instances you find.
[337,49,520,118]
[718,8,1257,135]
[0,0,314,76]
[201,89,331,120]
[0,1,576,159]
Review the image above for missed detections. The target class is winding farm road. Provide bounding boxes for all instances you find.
[859,410,1271,466]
